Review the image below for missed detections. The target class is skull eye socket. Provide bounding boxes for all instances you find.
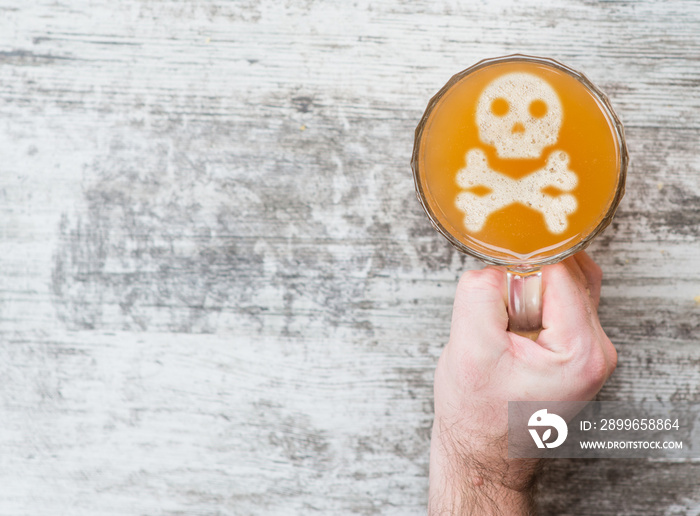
[529,99,548,118]
[490,98,509,117]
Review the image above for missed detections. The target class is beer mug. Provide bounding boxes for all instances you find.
[411,55,628,337]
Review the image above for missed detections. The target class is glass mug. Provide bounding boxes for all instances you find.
[411,55,628,338]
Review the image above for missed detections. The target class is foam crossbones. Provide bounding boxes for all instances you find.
[455,72,578,234]
[456,149,577,234]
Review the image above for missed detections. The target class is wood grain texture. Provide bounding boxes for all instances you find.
[0,0,699,514]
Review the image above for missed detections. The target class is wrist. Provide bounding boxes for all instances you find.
[428,417,540,515]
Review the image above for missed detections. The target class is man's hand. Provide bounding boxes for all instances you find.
[429,252,617,515]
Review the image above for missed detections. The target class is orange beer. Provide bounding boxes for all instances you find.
[412,56,626,264]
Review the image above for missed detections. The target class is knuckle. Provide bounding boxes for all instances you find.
[567,336,608,388]
[591,262,604,284]
[606,338,618,374]
[593,260,603,277]
[588,349,609,383]
[582,339,615,386]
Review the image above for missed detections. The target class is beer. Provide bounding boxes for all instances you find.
[413,56,626,264]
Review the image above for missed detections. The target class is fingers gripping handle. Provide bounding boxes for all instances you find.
[507,269,543,340]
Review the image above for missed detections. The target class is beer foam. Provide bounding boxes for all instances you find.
[456,149,577,234]
[475,73,563,159]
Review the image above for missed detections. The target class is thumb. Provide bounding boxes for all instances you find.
[449,267,509,349]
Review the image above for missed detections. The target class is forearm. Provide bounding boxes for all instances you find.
[428,419,540,516]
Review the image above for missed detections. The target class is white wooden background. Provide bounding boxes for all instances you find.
[1,1,699,515]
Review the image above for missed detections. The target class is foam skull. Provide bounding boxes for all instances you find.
[476,72,563,159]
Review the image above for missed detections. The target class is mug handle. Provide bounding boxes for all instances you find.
[506,268,542,340]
